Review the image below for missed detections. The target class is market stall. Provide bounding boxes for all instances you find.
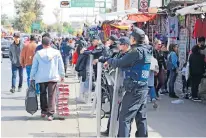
[101,20,131,41]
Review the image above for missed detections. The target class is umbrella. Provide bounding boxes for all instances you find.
[176,2,206,15]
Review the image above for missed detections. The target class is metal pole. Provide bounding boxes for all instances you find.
[109,68,120,137]
[96,62,102,137]
[87,55,94,104]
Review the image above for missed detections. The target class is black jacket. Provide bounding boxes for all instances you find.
[84,44,105,59]
[75,54,89,82]
[189,46,205,76]
[153,49,167,70]
[104,44,119,58]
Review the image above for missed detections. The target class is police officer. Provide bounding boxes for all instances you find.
[99,36,131,136]
[104,35,120,57]
[101,27,152,137]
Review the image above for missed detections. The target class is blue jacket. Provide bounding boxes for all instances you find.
[30,47,65,83]
[60,44,73,57]
[167,51,178,70]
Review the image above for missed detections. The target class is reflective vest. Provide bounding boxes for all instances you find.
[123,45,152,83]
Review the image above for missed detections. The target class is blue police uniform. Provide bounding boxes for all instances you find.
[106,28,152,137]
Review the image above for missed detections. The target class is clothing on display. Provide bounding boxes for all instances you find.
[167,16,179,38]
[193,19,206,38]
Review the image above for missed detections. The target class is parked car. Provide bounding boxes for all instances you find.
[1,39,11,58]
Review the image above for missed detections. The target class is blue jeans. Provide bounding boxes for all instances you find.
[169,69,177,94]
[26,65,40,94]
[148,86,156,100]
[11,64,23,88]
[63,56,70,73]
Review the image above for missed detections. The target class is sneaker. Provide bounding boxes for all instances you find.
[192,98,201,102]
[18,87,22,92]
[10,88,15,93]
[153,102,158,109]
[41,114,47,118]
[160,89,169,94]
[101,130,109,136]
[48,116,54,121]
[152,99,158,109]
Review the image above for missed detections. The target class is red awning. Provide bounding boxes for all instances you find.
[127,8,158,22]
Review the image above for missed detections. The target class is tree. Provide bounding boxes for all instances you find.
[13,0,44,32]
[1,14,9,25]
[34,0,44,20]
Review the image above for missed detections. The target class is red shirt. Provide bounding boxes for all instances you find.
[87,45,96,51]
[72,52,78,64]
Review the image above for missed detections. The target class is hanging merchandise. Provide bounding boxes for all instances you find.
[155,33,167,44]
[175,28,188,93]
[193,19,206,38]
[167,16,179,38]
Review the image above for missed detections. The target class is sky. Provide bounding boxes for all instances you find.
[1,0,112,25]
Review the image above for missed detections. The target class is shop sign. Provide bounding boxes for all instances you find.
[71,0,95,7]
[138,0,150,12]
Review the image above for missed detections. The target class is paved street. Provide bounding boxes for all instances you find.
[1,58,206,137]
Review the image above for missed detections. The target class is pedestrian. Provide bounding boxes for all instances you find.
[20,35,40,94]
[145,35,158,108]
[9,33,24,93]
[161,43,170,93]
[81,36,104,80]
[30,36,65,121]
[60,38,73,76]
[167,44,179,98]
[99,27,152,137]
[189,37,206,101]
[149,56,159,109]
[153,40,167,98]
[35,33,57,52]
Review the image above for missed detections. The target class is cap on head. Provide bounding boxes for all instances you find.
[119,37,130,46]
[130,27,145,43]
[13,33,20,38]
[109,35,118,42]
[42,37,51,46]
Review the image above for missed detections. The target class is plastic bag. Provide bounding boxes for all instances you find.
[150,56,159,73]
[25,81,38,115]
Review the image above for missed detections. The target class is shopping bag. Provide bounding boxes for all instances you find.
[25,81,38,115]
[150,56,159,73]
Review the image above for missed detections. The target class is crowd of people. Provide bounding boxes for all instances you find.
[7,27,205,136]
